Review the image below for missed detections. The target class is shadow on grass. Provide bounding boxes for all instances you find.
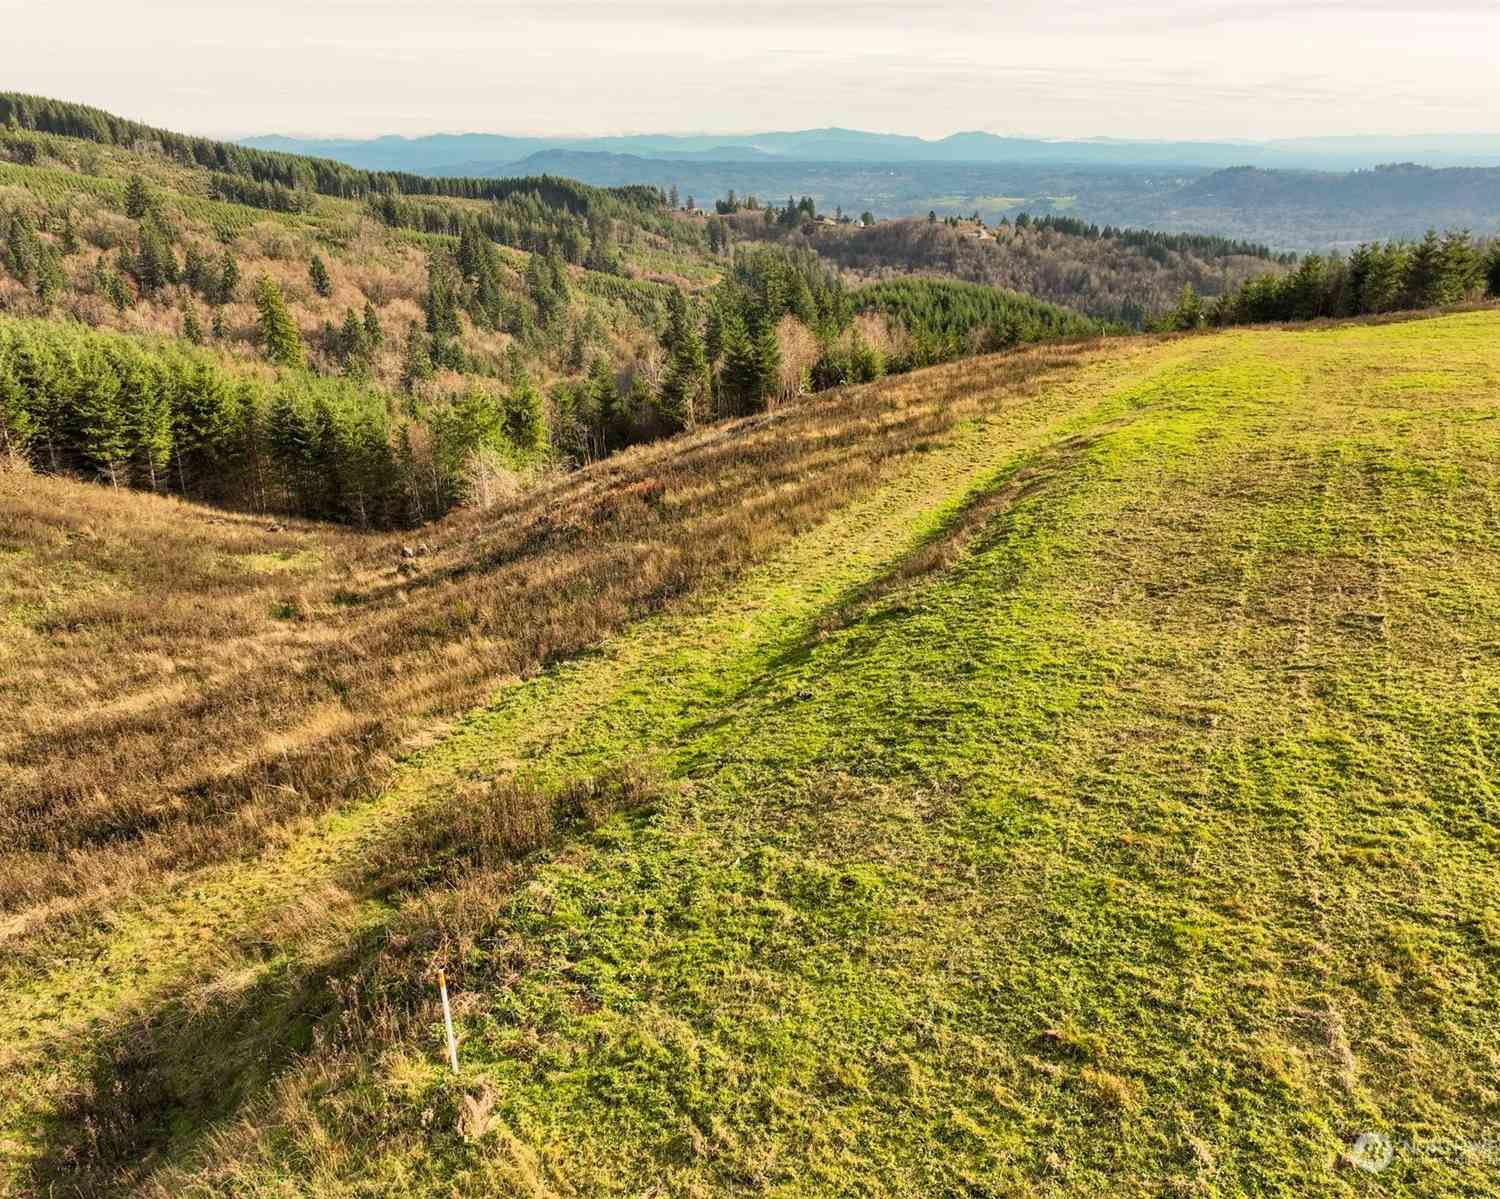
[25,766,667,1197]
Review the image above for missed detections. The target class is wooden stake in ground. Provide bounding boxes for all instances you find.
[438,969,459,1074]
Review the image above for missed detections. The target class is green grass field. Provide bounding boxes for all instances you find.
[7,311,1500,1196]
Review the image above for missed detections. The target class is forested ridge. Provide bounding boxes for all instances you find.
[729,210,1293,327]
[6,92,1493,531]
[0,95,1104,525]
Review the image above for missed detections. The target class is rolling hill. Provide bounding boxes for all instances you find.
[4,308,1500,1195]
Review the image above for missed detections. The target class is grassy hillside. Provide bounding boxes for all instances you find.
[4,309,1499,1194]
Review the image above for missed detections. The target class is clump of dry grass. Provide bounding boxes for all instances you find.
[0,341,1096,927]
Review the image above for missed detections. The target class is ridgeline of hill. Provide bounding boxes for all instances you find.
[3,309,1500,1195]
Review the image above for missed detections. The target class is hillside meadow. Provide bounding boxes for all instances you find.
[1,308,1498,1195]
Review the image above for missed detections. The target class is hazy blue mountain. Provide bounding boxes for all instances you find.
[241,128,1500,173]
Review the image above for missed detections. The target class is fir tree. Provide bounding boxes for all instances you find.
[424,252,462,339]
[93,256,131,311]
[1403,231,1444,309]
[34,244,65,306]
[362,300,384,349]
[400,325,432,392]
[659,310,712,430]
[218,250,241,304]
[212,306,226,339]
[752,319,782,408]
[503,362,547,453]
[254,275,303,368]
[124,173,152,219]
[183,301,205,345]
[74,347,129,486]
[338,307,367,374]
[308,253,332,298]
[130,213,178,294]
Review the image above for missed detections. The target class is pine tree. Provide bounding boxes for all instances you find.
[1487,245,1500,298]
[308,253,332,298]
[1403,231,1444,309]
[503,363,547,453]
[183,301,205,345]
[587,355,618,446]
[34,244,65,306]
[1438,230,1481,302]
[659,308,712,429]
[400,326,432,392]
[212,306,226,339]
[338,307,366,373]
[1169,283,1204,331]
[424,252,462,339]
[75,347,129,486]
[124,174,152,219]
[117,348,173,490]
[59,210,79,256]
[254,275,303,368]
[362,301,384,349]
[0,342,35,461]
[703,300,724,365]
[717,312,758,418]
[752,319,783,409]
[218,250,241,304]
[131,214,178,294]
[93,256,131,311]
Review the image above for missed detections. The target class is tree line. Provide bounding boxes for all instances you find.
[1162,230,1500,329]
[0,316,547,525]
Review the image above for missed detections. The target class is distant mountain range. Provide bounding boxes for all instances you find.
[241,128,1500,175]
[238,128,1500,252]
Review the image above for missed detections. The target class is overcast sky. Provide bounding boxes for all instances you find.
[3,0,1495,141]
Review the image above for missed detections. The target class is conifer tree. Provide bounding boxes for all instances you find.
[124,174,152,219]
[659,309,712,430]
[130,213,178,294]
[1487,245,1500,298]
[183,300,204,345]
[400,325,432,391]
[254,275,303,368]
[34,244,65,306]
[59,210,79,256]
[503,362,547,453]
[118,349,173,490]
[218,250,241,304]
[93,256,131,311]
[1403,231,1444,309]
[362,301,384,349]
[75,347,129,486]
[338,307,366,373]
[211,306,226,339]
[752,319,783,408]
[0,343,35,461]
[308,253,332,298]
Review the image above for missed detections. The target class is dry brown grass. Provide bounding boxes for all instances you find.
[0,341,1099,927]
[29,761,667,1195]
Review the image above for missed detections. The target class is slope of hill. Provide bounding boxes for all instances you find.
[4,309,1499,1194]
[734,213,1289,326]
